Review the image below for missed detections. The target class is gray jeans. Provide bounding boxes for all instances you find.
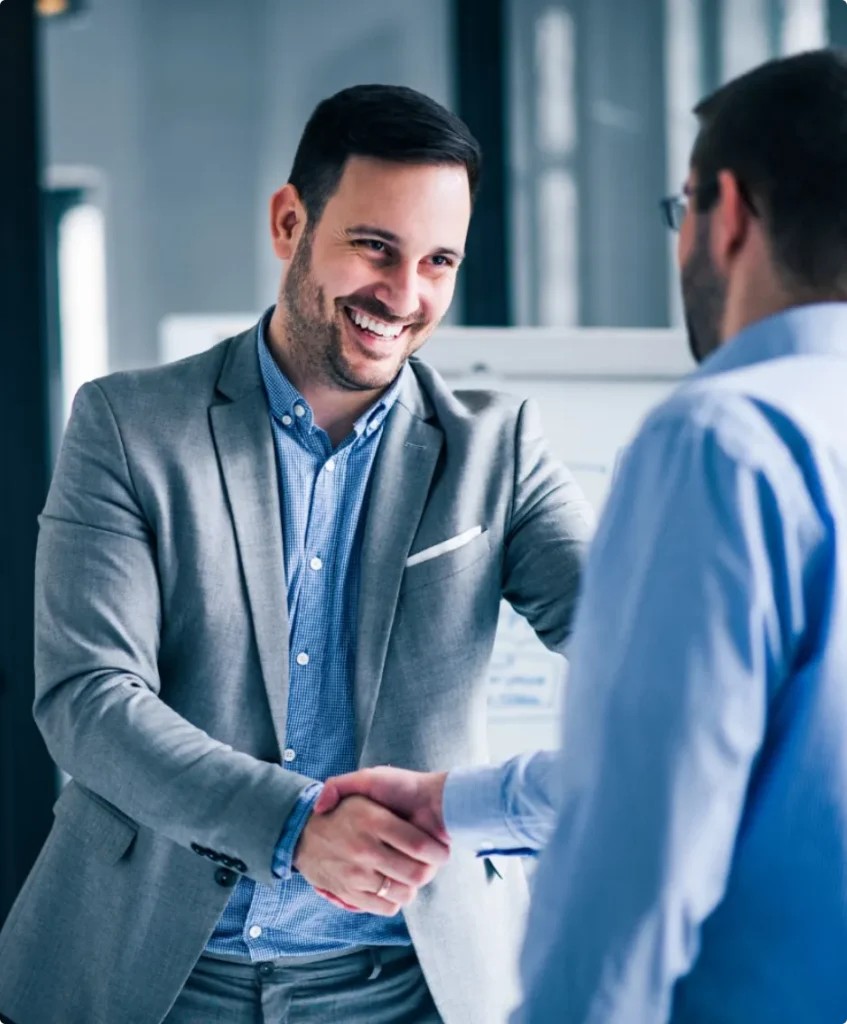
[163,946,443,1023]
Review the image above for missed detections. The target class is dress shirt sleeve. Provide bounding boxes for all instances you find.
[443,751,560,856]
[514,395,821,1024]
[272,782,324,880]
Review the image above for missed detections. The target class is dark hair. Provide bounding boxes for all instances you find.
[288,84,482,225]
[691,48,847,297]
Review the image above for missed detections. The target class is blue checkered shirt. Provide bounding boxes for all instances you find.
[205,312,411,958]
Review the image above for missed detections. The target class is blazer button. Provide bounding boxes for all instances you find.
[208,851,223,863]
[215,867,238,888]
[191,843,205,856]
[234,859,248,874]
[218,855,235,869]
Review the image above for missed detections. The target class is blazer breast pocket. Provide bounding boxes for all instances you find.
[53,780,139,865]
[400,527,491,596]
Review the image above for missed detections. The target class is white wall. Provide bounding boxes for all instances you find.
[40,0,454,371]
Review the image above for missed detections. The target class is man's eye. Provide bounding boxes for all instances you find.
[431,255,454,268]
[359,239,386,253]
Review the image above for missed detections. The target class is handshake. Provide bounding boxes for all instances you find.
[293,767,450,917]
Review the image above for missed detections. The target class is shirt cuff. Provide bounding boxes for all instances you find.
[272,781,323,880]
[442,764,523,854]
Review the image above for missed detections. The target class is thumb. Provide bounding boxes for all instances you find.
[314,770,379,814]
[313,782,342,815]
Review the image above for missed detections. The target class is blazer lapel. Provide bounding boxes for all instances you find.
[355,374,443,758]
[209,330,290,751]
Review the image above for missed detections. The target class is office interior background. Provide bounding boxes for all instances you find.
[3,0,847,928]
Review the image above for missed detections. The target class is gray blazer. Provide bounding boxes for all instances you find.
[0,326,593,1024]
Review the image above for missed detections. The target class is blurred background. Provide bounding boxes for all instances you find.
[34,0,847,387]
[3,0,847,926]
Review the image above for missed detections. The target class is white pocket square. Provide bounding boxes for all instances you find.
[405,526,483,568]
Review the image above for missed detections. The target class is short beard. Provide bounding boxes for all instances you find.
[682,215,728,364]
[281,228,362,390]
[281,229,429,393]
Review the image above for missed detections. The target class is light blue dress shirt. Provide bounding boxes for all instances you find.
[446,305,847,1023]
[206,310,411,958]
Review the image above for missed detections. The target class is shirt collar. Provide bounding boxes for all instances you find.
[256,305,406,439]
[694,302,847,380]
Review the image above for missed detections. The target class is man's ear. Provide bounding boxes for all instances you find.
[270,183,308,261]
[710,169,752,275]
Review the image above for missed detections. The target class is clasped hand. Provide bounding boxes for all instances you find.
[293,783,448,917]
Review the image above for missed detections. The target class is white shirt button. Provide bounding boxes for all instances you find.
[248,925,263,939]
[294,404,306,417]
[310,557,323,571]
[281,414,292,426]
[296,652,309,666]
[325,459,336,473]
[283,748,296,762]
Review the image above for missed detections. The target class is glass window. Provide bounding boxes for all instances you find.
[780,0,826,53]
[537,169,579,326]
[721,0,772,81]
[664,0,703,326]
[57,201,109,424]
[534,9,579,326]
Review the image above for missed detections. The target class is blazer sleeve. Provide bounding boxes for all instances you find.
[501,399,595,655]
[33,381,312,886]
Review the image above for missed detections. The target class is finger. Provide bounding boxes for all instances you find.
[338,889,403,917]
[326,771,378,805]
[355,875,418,907]
[320,887,402,916]
[314,881,412,916]
[313,784,342,815]
[374,811,450,867]
[314,886,359,911]
[365,842,439,890]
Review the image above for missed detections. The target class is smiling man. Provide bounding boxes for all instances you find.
[0,85,593,1024]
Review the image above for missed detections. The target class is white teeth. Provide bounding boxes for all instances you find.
[349,308,402,338]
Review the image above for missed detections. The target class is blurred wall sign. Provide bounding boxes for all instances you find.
[487,605,564,718]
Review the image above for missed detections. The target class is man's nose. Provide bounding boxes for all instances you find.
[374,261,421,321]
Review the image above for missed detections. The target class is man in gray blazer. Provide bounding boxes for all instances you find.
[0,85,592,1024]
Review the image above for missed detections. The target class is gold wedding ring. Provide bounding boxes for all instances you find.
[376,875,392,899]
